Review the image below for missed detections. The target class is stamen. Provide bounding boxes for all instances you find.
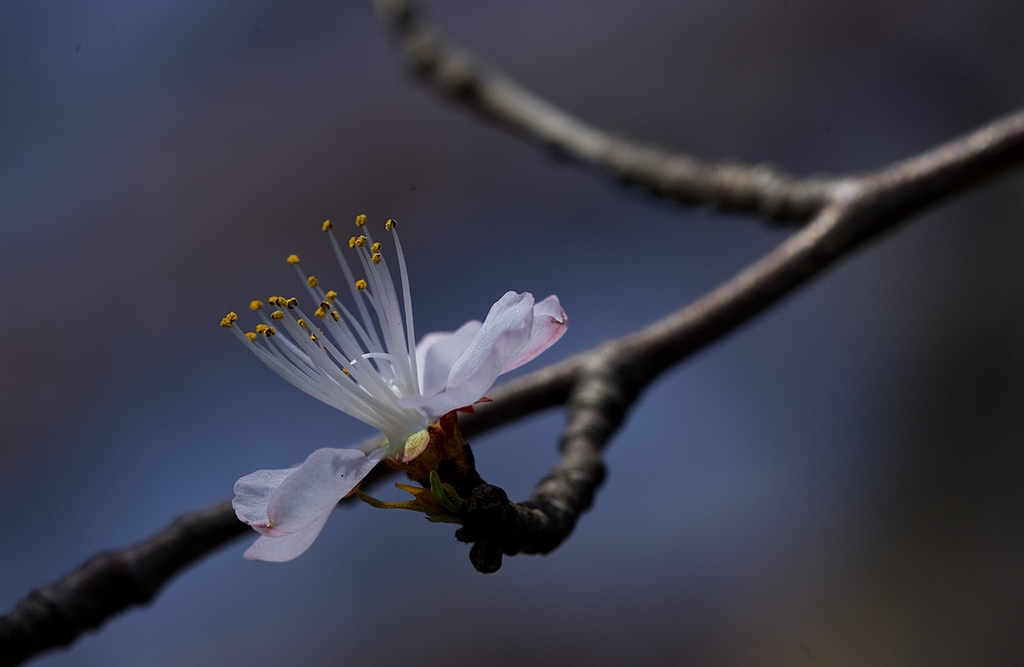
[387,220,418,392]
[325,225,383,351]
[225,215,436,447]
[220,312,238,328]
[347,223,417,395]
[264,326,276,337]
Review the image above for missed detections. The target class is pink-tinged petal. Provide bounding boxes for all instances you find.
[500,295,567,373]
[415,319,483,398]
[233,467,296,536]
[266,447,385,535]
[403,291,535,418]
[242,509,333,562]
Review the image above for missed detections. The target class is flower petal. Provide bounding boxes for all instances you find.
[500,295,568,373]
[415,319,483,398]
[266,447,385,535]
[242,509,333,562]
[232,447,386,562]
[403,291,535,418]
[233,467,296,536]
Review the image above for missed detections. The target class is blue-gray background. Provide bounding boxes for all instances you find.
[3,1,1024,665]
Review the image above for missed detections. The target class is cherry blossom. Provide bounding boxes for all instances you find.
[221,217,566,561]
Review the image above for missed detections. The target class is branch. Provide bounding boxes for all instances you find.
[0,502,246,667]
[5,4,1024,662]
[450,110,1024,569]
[372,0,839,223]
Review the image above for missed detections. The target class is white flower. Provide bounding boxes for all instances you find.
[222,217,567,561]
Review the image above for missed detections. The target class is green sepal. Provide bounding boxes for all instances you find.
[355,477,461,524]
[429,470,463,514]
[354,488,422,512]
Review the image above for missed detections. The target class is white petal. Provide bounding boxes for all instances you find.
[233,448,385,562]
[242,510,333,562]
[266,447,385,534]
[233,467,296,535]
[415,319,483,397]
[500,295,568,373]
[402,291,535,418]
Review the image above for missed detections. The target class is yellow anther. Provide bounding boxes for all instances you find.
[286,254,300,265]
[307,275,319,288]
[319,300,331,310]
[341,367,350,376]
[371,242,381,253]
[322,219,333,232]
[309,333,318,341]
[249,299,264,311]
[255,324,269,334]
[330,311,340,322]
[285,297,298,309]
[325,290,338,302]
[355,214,367,227]
[353,235,367,248]
[270,310,284,321]
[268,296,285,307]
[314,307,327,318]
[385,218,396,230]
[348,236,356,249]
[219,312,238,328]
[297,318,308,329]
[371,252,382,265]
[355,279,367,290]
[264,326,276,337]
[245,331,258,341]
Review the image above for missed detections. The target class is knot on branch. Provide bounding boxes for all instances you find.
[453,363,623,574]
[455,448,605,574]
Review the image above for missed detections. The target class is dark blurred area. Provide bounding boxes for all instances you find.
[2,1,1023,665]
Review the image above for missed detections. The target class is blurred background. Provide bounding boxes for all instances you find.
[2,1,1024,665]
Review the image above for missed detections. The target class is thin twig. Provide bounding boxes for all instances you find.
[372,0,839,223]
